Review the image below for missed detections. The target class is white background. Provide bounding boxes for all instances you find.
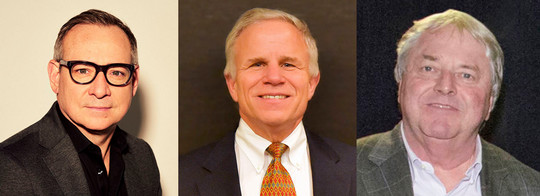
[0,1,178,195]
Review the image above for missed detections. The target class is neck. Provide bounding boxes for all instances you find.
[404,126,477,169]
[78,126,116,157]
[242,118,301,143]
[403,124,478,192]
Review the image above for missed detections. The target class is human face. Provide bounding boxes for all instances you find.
[48,24,139,131]
[225,19,319,132]
[398,25,493,140]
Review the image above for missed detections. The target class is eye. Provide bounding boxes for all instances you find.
[422,66,433,72]
[283,63,295,67]
[111,71,125,76]
[462,72,473,79]
[75,68,90,75]
[251,62,263,67]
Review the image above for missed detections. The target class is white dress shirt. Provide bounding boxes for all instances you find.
[401,124,483,196]
[234,119,313,196]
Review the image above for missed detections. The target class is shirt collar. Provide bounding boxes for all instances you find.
[57,104,92,153]
[235,118,308,173]
[400,122,483,183]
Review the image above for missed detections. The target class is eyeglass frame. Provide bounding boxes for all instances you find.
[58,59,137,87]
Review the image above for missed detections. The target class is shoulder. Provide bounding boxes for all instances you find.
[121,129,160,170]
[0,122,48,195]
[356,130,396,158]
[482,141,540,190]
[1,120,41,148]
[356,131,390,150]
[123,130,155,155]
[180,133,235,172]
[1,121,47,161]
[119,129,162,194]
[0,147,33,195]
[308,131,355,156]
[179,133,236,194]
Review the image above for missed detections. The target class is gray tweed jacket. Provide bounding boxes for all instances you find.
[356,123,540,196]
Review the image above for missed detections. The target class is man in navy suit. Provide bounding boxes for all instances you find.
[180,8,354,195]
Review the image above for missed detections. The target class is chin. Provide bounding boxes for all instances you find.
[422,123,458,139]
[80,119,117,131]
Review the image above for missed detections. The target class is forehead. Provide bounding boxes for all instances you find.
[234,19,308,58]
[62,24,131,63]
[412,25,488,62]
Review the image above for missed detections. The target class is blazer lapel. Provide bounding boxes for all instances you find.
[197,133,241,196]
[480,139,510,196]
[308,132,352,195]
[39,104,89,195]
[363,124,413,195]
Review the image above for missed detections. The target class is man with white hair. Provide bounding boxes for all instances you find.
[180,8,354,196]
[356,9,540,195]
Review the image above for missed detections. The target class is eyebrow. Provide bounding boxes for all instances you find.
[423,54,479,71]
[246,57,267,64]
[279,56,299,63]
[459,64,479,71]
[422,54,438,61]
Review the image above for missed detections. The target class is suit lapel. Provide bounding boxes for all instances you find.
[480,139,510,196]
[308,132,352,195]
[363,124,413,195]
[198,133,241,196]
[39,103,89,195]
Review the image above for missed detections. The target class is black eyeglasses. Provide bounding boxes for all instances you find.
[58,60,136,86]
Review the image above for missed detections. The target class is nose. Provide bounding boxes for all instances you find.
[263,63,285,85]
[88,72,111,99]
[434,71,456,95]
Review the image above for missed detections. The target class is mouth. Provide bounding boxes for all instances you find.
[260,95,289,99]
[86,106,112,111]
[427,103,458,111]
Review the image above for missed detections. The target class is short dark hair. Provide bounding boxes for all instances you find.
[53,9,138,64]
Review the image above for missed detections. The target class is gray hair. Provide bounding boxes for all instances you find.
[53,9,138,64]
[224,8,319,78]
[395,9,503,109]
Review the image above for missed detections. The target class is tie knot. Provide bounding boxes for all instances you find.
[266,143,288,158]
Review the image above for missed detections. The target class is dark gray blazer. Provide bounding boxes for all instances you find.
[356,123,540,196]
[180,131,355,196]
[0,102,161,195]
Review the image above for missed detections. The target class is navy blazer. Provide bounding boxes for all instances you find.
[180,131,355,196]
[0,102,161,195]
[356,123,540,196]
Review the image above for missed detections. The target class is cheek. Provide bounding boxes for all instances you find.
[58,76,84,101]
[236,74,261,95]
[112,87,134,105]
[463,88,491,111]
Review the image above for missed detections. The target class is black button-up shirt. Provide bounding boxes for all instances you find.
[58,106,128,196]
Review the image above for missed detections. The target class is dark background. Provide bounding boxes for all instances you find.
[357,0,540,171]
[180,0,356,155]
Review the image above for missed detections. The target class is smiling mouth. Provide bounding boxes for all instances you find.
[428,103,456,110]
[260,95,289,99]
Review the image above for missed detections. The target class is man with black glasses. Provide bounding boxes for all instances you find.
[0,9,161,195]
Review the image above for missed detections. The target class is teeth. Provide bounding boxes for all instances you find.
[433,104,451,109]
[262,95,286,99]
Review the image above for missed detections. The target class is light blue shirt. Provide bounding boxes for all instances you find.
[401,124,482,196]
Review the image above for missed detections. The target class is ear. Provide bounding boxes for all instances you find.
[307,73,320,100]
[397,80,403,104]
[132,65,140,97]
[47,60,61,94]
[485,95,495,121]
[225,73,238,102]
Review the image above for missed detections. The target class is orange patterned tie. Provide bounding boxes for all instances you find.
[260,143,296,196]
